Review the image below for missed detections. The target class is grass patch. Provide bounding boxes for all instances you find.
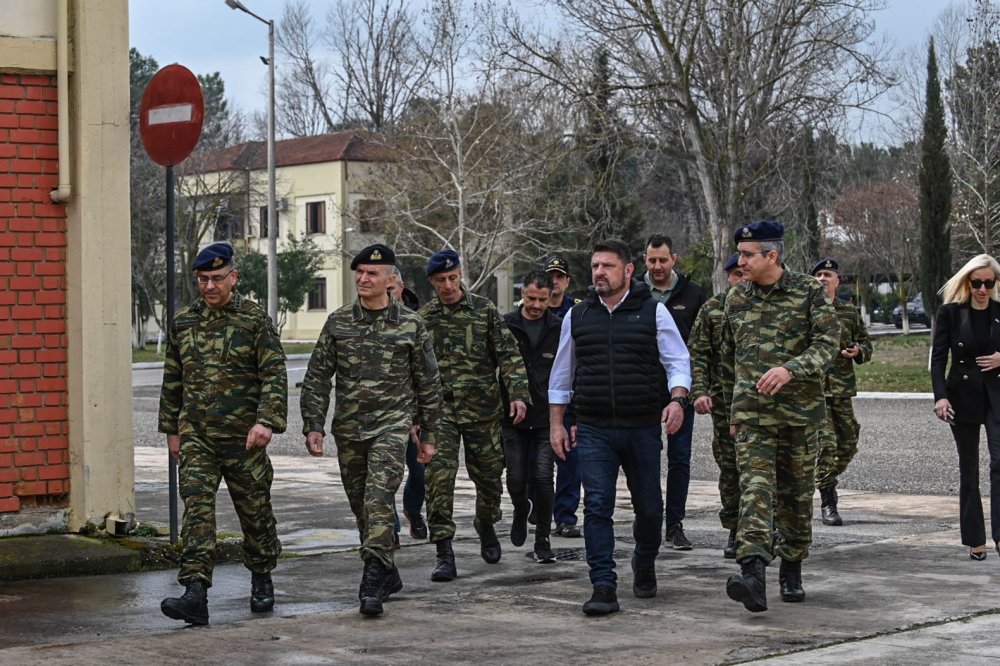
[132,341,314,364]
[855,334,931,392]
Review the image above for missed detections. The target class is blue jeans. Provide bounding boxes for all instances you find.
[664,405,694,528]
[394,439,425,533]
[577,423,664,589]
[553,414,581,526]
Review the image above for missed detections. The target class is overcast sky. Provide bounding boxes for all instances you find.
[130,0,955,143]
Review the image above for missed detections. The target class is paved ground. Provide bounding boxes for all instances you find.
[3,431,1000,664]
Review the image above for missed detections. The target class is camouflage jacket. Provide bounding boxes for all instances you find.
[824,298,873,397]
[419,289,530,424]
[723,270,840,427]
[689,290,734,416]
[300,300,442,442]
[158,292,288,440]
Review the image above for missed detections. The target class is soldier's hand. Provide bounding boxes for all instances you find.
[409,425,421,445]
[510,400,528,425]
[694,395,713,414]
[245,424,273,450]
[841,343,861,359]
[550,425,570,461]
[417,441,436,464]
[729,425,737,438]
[756,366,793,396]
[305,431,325,457]
[167,434,181,460]
[663,403,684,435]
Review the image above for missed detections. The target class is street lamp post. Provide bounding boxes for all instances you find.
[225,0,278,325]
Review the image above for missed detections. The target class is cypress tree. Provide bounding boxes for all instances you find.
[919,38,952,325]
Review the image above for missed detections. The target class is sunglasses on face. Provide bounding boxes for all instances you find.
[970,278,996,290]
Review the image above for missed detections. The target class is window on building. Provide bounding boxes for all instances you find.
[306,201,326,234]
[258,205,278,238]
[308,277,327,310]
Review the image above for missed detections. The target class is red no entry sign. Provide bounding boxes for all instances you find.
[139,64,205,167]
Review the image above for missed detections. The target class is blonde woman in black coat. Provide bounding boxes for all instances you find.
[931,254,1000,561]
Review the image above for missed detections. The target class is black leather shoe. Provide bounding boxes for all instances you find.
[820,487,843,526]
[404,510,428,540]
[431,539,457,581]
[778,559,805,602]
[970,548,988,561]
[161,580,209,625]
[250,572,274,613]
[726,556,768,612]
[582,586,620,615]
[723,529,738,559]
[474,519,502,564]
[554,522,582,538]
[631,554,657,598]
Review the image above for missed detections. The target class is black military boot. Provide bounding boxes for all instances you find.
[474,519,502,564]
[358,558,385,616]
[726,556,768,613]
[250,571,274,613]
[779,559,805,602]
[379,565,404,601]
[431,539,457,581]
[161,580,209,625]
[723,528,739,559]
[820,486,843,526]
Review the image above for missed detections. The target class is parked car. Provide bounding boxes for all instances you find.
[892,293,930,328]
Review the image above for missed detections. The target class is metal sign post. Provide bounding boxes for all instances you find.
[139,64,205,544]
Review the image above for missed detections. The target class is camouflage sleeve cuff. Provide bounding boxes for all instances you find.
[302,421,326,436]
[783,361,803,378]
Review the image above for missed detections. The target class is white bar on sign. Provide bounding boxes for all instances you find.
[148,104,193,125]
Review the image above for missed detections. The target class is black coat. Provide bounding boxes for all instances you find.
[500,308,563,429]
[931,300,1000,424]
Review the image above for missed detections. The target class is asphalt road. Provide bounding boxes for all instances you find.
[133,365,976,497]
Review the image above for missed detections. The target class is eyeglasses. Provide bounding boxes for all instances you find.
[737,250,766,260]
[196,270,234,286]
[970,278,997,290]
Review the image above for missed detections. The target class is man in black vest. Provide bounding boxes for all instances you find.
[549,238,691,616]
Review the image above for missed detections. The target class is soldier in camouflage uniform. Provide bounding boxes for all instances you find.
[722,222,839,613]
[689,253,745,559]
[419,249,531,581]
[810,259,872,526]
[300,244,442,616]
[158,242,287,626]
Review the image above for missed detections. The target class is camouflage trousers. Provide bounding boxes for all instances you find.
[734,424,818,564]
[815,397,860,490]
[177,436,280,586]
[425,417,504,542]
[336,429,408,569]
[710,408,739,530]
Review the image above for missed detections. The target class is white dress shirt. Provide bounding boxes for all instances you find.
[548,289,691,406]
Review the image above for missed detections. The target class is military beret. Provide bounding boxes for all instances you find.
[351,243,395,270]
[192,242,234,271]
[544,253,570,276]
[734,220,784,244]
[810,258,839,276]
[723,253,740,273]
[426,249,461,276]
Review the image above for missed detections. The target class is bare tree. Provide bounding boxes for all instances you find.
[505,0,890,292]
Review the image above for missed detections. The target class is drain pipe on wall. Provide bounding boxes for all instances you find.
[50,0,71,203]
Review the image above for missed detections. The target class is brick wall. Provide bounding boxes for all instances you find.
[0,73,68,514]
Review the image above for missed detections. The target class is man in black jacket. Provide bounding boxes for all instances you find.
[550,239,691,615]
[501,270,563,563]
[643,234,706,550]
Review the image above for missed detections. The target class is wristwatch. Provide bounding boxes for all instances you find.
[669,395,690,409]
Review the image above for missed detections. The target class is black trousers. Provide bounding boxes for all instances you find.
[950,410,1000,547]
[502,426,554,540]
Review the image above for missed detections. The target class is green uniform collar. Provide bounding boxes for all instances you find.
[352,298,401,324]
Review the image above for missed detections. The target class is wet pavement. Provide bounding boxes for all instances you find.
[4,394,1000,663]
